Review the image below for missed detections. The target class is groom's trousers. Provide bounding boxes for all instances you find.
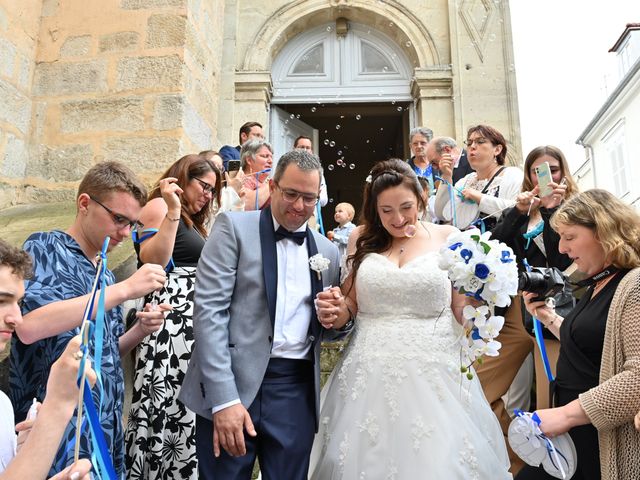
[475,296,533,476]
[196,358,316,480]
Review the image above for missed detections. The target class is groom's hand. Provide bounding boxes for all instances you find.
[213,404,257,457]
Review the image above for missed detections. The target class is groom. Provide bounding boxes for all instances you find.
[179,149,349,479]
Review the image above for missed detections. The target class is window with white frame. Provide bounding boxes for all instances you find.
[271,22,413,103]
[604,122,629,197]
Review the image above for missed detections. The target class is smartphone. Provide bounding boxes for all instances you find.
[227,160,241,178]
[535,161,553,197]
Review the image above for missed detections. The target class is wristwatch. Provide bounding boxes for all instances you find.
[336,318,355,332]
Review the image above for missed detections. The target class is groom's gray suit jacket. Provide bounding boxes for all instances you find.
[179,207,344,428]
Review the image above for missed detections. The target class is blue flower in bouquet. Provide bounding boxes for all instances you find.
[438,228,518,378]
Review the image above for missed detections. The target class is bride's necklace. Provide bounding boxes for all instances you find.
[392,223,422,254]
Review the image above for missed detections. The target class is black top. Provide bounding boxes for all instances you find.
[555,270,629,400]
[492,205,573,337]
[134,218,206,268]
[173,219,206,266]
[492,205,572,273]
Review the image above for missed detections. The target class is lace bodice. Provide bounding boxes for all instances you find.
[351,252,462,364]
[356,251,451,319]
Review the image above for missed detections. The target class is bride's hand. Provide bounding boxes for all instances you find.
[315,287,344,329]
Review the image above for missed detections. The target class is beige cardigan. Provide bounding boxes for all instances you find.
[579,267,640,480]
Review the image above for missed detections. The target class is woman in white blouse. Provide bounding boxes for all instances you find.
[434,124,523,230]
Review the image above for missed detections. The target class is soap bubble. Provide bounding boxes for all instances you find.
[335,124,341,130]
[337,150,342,155]
[336,159,344,166]
[327,164,334,171]
[397,106,402,111]
[355,114,361,120]
[324,139,329,145]
[349,163,355,170]
[311,107,317,112]
[404,224,417,237]
[289,114,295,119]
[329,141,336,147]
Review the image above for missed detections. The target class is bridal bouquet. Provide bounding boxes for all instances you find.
[438,228,518,378]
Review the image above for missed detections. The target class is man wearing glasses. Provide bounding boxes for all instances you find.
[180,149,351,479]
[9,161,170,477]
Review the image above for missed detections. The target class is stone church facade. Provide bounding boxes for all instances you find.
[0,0,521,209]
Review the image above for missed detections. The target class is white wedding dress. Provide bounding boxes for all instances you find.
[309,252,512,479]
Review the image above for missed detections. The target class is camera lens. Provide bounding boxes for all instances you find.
[518,271,549,294]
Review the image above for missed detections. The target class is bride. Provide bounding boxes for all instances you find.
[310,159,511,479]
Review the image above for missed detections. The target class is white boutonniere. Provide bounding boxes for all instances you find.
[309,253,330,280]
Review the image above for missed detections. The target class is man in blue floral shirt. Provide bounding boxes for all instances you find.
[9,162,170,478]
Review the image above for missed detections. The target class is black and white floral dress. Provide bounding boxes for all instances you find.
[125,220,205,479]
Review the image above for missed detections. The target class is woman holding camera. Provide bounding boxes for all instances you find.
[516,189,640,480]
[491,146,579,414]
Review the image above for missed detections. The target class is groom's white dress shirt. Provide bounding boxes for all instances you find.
[212,217,312,413]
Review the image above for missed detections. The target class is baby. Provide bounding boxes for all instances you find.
[328,202,356,259]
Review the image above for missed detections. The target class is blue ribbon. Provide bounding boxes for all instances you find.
[522,221,544,250]
[315,202,325,235]
[253,168,271,210]
[513,410,571,477]
[132,228,175,272]
[523,258,554,382]
[74,236,118,479]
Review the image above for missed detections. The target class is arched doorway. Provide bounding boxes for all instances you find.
[269,21,416,229]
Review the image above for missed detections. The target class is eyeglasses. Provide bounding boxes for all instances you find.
[276,184,319,206]
[193,177,216,195]
[464,137,490,147]
[89,196,143,231]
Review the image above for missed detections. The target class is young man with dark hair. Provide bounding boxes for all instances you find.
[9,161,170,477]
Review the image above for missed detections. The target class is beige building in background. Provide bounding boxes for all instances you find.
[0,0,522,210]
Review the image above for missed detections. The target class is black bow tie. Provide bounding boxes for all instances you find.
[275,226,306,245]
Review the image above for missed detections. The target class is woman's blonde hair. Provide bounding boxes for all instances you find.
[551,189,640,269]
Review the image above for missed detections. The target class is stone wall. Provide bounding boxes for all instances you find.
[0,0,224,209]
[0,0,41,208]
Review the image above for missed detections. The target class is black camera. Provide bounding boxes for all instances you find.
[518,267,566,303]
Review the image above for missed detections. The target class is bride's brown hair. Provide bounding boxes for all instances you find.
[348,159,425,283]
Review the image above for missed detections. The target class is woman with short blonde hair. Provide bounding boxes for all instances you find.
[517,189,640,480]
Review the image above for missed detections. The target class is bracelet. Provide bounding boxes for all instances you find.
[166,213,180,222]
[547,313,562,328]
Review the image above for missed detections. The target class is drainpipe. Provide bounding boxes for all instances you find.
[576,139,596,188]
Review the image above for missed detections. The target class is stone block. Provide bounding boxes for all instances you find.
[183,100,212,149]
[2,133,27,178]
[103,136,179,171]
[34,61,107,96]
[99,32,139,53]
[60,35,91,58]
[146,14,186,48]
[18,54,31,90]
[116,55,183,92]
[0,184,17,210]
[0,79,31,134]
[121,0,186,9]
[61,97,144,133]
[0,38,16,78]
[23,186,75,205]
[0,6,7,32]
[152,94,184,130]
[41,0,59,17]
[28,144,94,182]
